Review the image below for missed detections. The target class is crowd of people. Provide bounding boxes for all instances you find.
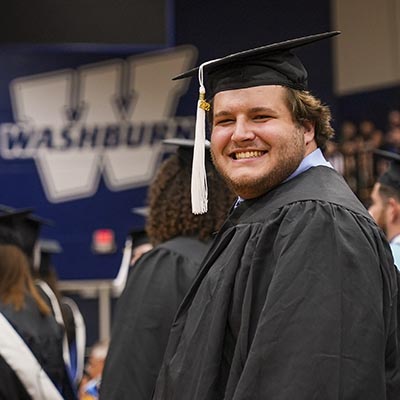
[324,109,400,205]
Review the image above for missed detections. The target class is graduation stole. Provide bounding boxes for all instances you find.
[0,311,63,400]
[35,279,71,369]
[62,296,87,384]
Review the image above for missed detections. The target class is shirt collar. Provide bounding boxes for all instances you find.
[390,234,400,245]
[284,148,333,183]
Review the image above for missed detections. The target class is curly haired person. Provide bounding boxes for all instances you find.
[100,140,235,400]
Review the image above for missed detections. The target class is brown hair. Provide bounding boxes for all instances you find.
[284,88,335,150]
[146,153,235,246]
[0,244,51,315]
[379,183,400,203]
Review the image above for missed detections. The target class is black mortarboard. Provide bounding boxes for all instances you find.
[0,205,53,262]
[0,209,32,249]
[128,228,150,249]
[374,149,400,190]
[129,208,149,247]
[163,137,212,167]
[174,31,340,99]
[172,31,340,214]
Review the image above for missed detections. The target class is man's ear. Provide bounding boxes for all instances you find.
[387,197,400,222]
[302,120,315,146]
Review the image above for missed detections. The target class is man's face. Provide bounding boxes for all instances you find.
[210,85,315,199]
[86,356,105,380]
[368,183,387,233]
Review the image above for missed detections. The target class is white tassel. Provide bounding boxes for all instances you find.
[191,83,208,214]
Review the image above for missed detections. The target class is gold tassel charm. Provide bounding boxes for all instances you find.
[199,92,210,112]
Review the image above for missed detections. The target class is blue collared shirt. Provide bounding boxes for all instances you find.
[284,148,333,182]
[234,148,333,207]
[390,234,400,271]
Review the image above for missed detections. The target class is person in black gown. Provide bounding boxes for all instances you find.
[152,32,400,399]
[100,139,235,399]
[0,213,76,399]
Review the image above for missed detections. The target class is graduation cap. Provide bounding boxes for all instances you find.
[128,228,150,249]
[0,209,32,249]
[163,138,210,148]
[129,208,150,248]
[163,137,212,167]
[373,149,400,191]
[173,31,340,214]
[131,206,149,218]
[0,205,53,265]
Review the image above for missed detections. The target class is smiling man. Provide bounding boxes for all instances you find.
[152,32,400,400]
[211,85,317,199]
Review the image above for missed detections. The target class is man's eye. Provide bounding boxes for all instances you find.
[254,115,270,121]
[215,119,234,126]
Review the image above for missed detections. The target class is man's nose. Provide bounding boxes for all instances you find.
[231,119,256,142]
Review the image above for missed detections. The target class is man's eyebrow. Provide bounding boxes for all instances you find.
[214,106,277,118]
[213,110,232,118]
[249,106,276,114]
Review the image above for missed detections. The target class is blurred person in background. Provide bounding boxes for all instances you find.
[100,139,235,400]
[323,139,344,175]
[386,126,400,153]
[0,205,81,388]
[128,207,153,268]
[0,208,84,389]
[369,149,400,268]
[338,119,360,192]
[112,227,153,297]
[356,119,380,203]
[38,239,86,387]
[79,340,109,400]
[387,109,400,132]
[129,228,153,267]
[0,217,77,399]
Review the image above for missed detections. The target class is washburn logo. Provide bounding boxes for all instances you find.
[0,46,197,202]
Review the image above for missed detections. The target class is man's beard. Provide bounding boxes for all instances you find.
[212,128,306,199]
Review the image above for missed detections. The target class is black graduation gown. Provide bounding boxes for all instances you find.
[153,166,400,400]
[100,236,210,400]
[0,296,77,400]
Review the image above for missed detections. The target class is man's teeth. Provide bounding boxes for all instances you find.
[235,151,264,160]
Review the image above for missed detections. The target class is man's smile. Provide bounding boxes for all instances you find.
[230,150,266,160]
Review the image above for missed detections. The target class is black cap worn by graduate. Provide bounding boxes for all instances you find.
[163,137,213,168]
[374,149,400,190]
[0,205,53,269]
[0,208,33,249]
[130,207,150,248]
[173,31,340,214]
